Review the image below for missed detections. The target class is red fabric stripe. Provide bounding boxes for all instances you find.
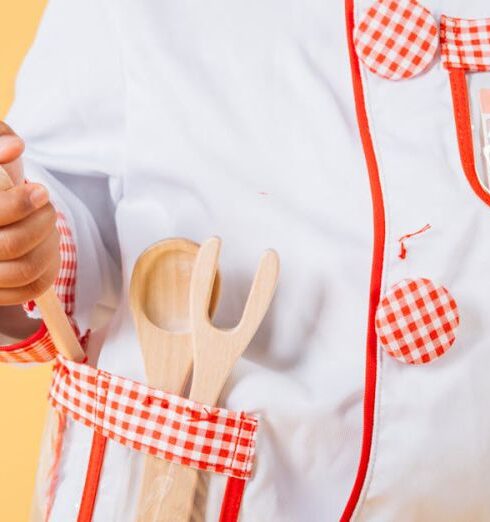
[78,438,248,522]
[341,0,386,519]
[219,477,246,522]
[77,432,107,522]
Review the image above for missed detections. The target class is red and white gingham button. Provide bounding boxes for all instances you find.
[354,0,439,80]
[375,278,460,365]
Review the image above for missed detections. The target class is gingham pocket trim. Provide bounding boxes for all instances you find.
[354,0,439,80]
[49,356,259,479]
[375,278,460,365]
[440,15,490,72]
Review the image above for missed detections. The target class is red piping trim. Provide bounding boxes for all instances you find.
[79,437,246,522]
[219,477,246,522]
[341,0,386,520]
[0,321,47,352]
[77,432,107,522]
[449,69,490,207]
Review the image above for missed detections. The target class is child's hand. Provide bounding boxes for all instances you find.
[0,122,60,305]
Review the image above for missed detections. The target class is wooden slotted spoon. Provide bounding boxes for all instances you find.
[130,238,220,521]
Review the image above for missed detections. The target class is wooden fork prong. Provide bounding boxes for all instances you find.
[190,236,221,326]
[232,249,280,353]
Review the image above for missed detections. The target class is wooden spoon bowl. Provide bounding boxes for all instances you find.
[130,238,220,520]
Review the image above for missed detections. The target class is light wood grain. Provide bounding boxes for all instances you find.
[131,238,220,521]
[190,237,280,404]
[158,237,280,521]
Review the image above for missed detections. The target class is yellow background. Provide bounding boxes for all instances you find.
[0,2,50,521]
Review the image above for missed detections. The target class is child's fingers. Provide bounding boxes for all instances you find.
[0,183,50,226]
[0,204,57,260]
[0,254,61,306]
[0,181,59,305]
[0,122,25,165]
[0,229,60,288]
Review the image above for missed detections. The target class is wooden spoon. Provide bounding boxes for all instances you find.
[158,237,280,521]
[130,238,220,521]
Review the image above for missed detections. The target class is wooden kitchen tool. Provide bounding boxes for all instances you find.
[0,166,85,361]
[131,238,220,521]
[158,236,280,521]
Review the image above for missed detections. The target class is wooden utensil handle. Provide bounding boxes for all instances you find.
[162,238,279,518]
[0,166,85,362]
[137,461,199,522]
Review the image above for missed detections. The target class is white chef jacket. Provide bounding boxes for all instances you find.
[4,0,490,520]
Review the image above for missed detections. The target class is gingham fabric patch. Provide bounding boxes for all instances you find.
[354,0,439,80]
[0,211,79,364]
[49,356,259,479]
[440,15,490,72]
[375,278,460,364]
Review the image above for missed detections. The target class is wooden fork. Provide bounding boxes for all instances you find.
[157,236,279,521]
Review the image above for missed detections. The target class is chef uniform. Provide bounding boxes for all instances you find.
[2,0,490,520]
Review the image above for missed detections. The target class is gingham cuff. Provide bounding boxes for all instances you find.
[0,211,78,364]
[49,355,260,480]
[0,323,57,363]
[23,211,77,319]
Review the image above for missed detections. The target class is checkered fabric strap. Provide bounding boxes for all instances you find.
[440,15,490,72]
[49,356,259,480]
[375,278,460,365]
[0,211,78,364]
[354,0,439,80]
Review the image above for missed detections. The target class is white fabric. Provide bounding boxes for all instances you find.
[5,0,490,520]
[353,1,490,521]
[7,1,371,520]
